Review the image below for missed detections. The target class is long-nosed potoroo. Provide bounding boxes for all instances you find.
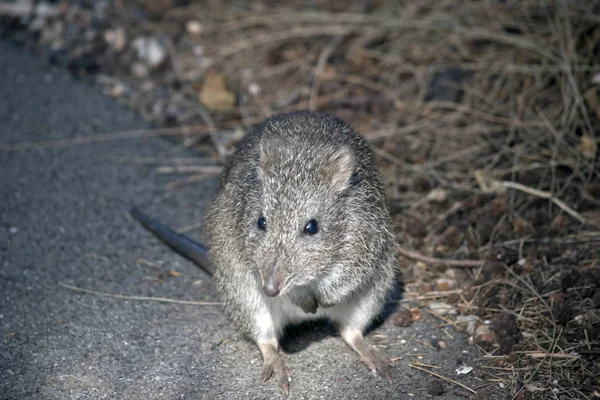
[131,110,401,394]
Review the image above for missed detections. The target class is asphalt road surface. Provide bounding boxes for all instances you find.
[0,40,489,400]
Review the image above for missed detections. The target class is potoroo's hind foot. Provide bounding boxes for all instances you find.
[258,342,291,395]
[341,328,393,383]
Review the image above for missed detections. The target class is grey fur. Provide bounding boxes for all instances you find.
[204,111,400,390]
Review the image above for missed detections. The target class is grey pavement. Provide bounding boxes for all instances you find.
[0,40,489,400]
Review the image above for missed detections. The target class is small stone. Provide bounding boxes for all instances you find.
[525,382,546,393]
[110,83,125,97]
[248,83,261,96]
[475,324,491,336]
[132,36,167,68]
[186,20,203,35]
[474,324,496,350]
[456,365,473,375]
[103,27,127,52]
[456,315,479,335]
[430,338,447,350]
[9,226,18,234]
[427,188,448,203]
[428,380,445,396]
[435,278,455,291]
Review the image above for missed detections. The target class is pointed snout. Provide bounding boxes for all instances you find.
[262,274,282,297]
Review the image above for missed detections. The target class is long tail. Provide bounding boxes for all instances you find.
[130,207,213,276]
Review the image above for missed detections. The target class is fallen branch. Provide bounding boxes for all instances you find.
[502,181,586,224]
[397,246,485,267]
[59,283,220,306]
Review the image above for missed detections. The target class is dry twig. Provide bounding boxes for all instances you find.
[502,181,586,224]
[410,364,476,394]
[59,283,220,306]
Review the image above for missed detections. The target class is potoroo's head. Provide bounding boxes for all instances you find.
[248,119,358,298]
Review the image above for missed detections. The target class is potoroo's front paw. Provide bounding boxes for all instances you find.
[296,294,318,314]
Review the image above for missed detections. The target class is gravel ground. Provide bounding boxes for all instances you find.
[0,40,497,400]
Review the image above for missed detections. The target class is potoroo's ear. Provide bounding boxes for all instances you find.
[321,145,355,192]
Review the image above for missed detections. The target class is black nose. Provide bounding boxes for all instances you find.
[262,280,281,297]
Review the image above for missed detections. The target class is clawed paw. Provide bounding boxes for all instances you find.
[262,356,291,394]
[360,349,393,383]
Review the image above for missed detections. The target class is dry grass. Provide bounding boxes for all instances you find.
[5,0,600,397]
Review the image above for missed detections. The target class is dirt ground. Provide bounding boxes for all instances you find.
[1,1,599,399]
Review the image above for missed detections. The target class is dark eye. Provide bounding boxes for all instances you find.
[257,216,267,230]
[303,219,319,235]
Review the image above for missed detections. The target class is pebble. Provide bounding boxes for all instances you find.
[186,20,203,35]
[456,365,473,375]
[132,36,167,68]
[427,188,448,203]
[248,82,261,96]
[110,83,125,97]
[473,324,496,350]
[456,315,479,335]
[103,27,127,52]
[435,278,455,291]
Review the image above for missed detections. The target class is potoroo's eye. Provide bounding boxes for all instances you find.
[303,220,319,235]
[257,216,267,230]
